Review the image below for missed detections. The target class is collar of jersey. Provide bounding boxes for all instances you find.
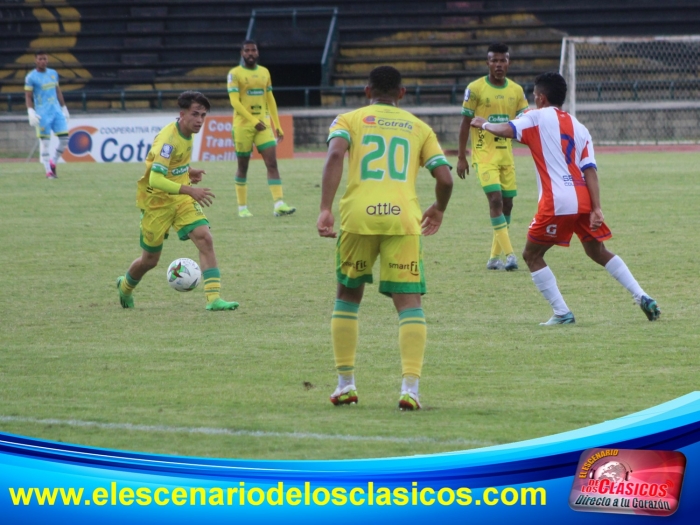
[175,122,192,140]
[485,76,509,89]
[240,64,259,71]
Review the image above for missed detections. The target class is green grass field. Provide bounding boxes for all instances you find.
[0,152,697,460]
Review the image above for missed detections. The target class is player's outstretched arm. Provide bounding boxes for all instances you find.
[470,117,514,139]
[456,116,472,179]
[148,169,214,207]
[421,165,453,236]
[583,166,604,231]
[317,137,349,238]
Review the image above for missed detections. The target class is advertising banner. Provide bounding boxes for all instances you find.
[51,114,294,163]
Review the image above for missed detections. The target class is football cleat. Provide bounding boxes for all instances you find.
[238,208,253,218]
[273,202,296,217]
[330,385,358,406]
[486,258,504,270]
[46,171,56,180]
[116,276,134,309]
[205,298,239,311]
[639,295,661,321]
[398,391,421,411]
[540,311,575,326]
[49,160,57,177]
[504,254,518,271]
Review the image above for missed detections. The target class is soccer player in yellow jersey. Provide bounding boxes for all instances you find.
[227,40,296,218]
[457,43,529,271]
[317,66,453,410]
[116,91,239,311]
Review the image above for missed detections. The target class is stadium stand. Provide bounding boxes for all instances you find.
[1,0,700,110]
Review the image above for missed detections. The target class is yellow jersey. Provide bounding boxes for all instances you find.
[462,77,529,165]
[328,104,451,236]
[227,65,273,125]
[137,121,192,209]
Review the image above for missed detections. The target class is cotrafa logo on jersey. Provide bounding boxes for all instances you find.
[377,118,413,131]
[362,116,376,125]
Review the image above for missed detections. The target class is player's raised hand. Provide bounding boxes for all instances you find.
[189,168,206,184]
[182,186,215,207]
[255,121,267,131]
[456,157,470,179]
[590,208,604,231]
[317,209,336,238]
[421,203,444,236]
[470,116,486,129]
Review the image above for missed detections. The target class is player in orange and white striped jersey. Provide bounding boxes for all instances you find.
[471,72,660,325]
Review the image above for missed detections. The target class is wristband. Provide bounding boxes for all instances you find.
[481,121,490,131]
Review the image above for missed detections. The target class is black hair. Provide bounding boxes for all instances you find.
[34,50,48,56]
[368,66,402,97]
[241,39,257,49]
[534,71,567,107]
[487,43,509,54]
[178,91,211,111]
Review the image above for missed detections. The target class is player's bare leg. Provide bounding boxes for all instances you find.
[117,250,161,308]
[582,240,660,320]
[523,241,574,325]
[235,156,253,217]
[393,293,425,410]
[189,225,239,311]
[261,146,295,216]
[330,283,363,406]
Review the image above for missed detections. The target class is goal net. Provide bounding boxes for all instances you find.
[560,36,700,144]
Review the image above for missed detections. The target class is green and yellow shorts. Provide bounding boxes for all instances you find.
[139,196,208,253]
[336,231,426,296]
[232,119,277,157]
[472,162,517,197]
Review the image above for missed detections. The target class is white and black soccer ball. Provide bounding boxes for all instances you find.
[166,258,201,292]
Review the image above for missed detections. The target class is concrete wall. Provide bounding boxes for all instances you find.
[0,117,37,157]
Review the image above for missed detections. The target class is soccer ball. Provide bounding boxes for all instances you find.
[166,258,201,292]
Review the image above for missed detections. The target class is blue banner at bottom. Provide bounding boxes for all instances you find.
[2,392,700,523]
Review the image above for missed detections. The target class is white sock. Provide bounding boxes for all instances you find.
[238,205,248,212]
[338,373,355,389]
[40,138,51,172]
[401,375,419,396]
[605,255,645,304]
[53,135,69,162]
[531,266,570,316]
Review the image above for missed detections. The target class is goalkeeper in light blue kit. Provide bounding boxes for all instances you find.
[24,51,70,179]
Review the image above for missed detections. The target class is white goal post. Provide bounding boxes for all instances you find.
[559,36,700,144]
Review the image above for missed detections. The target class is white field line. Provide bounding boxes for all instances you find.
[0,416,495,448]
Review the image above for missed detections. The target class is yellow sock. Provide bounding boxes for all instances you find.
[202,268,221,303]
[235,177,247,207]
[120,271,139,295]
[491,214,514,256]
[490,232,502,259]
[268,179,283,202]
[331,299,359,373]
[398,308,426,378]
